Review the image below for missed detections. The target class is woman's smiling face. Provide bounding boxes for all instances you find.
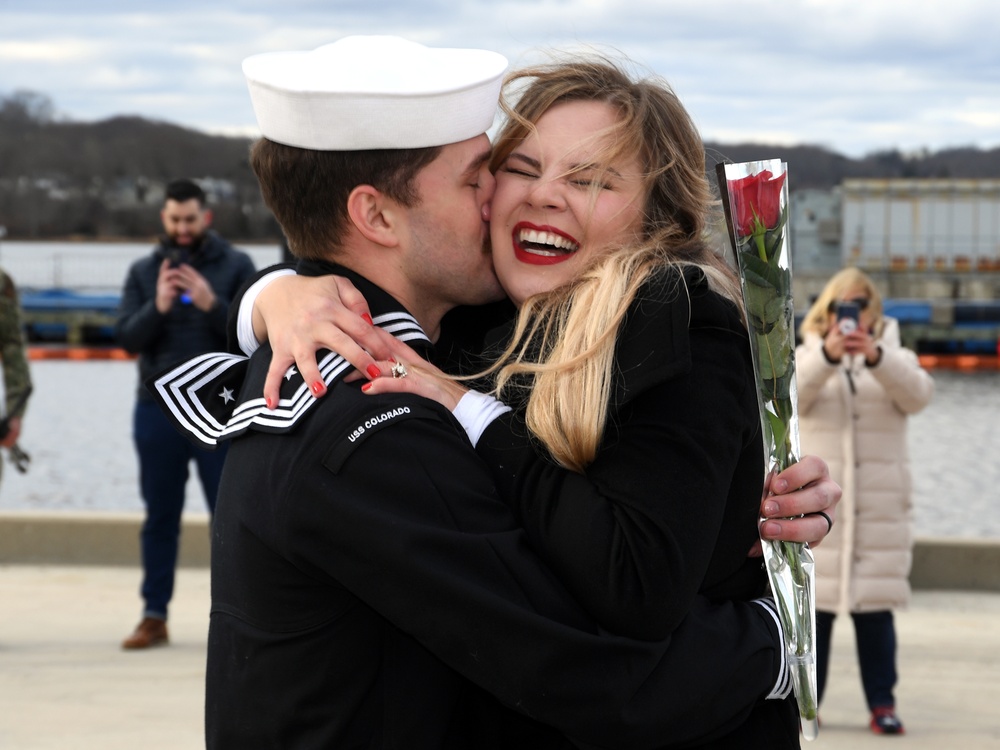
[489,99,648,306]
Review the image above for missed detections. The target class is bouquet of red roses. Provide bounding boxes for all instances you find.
[717,159,818,740]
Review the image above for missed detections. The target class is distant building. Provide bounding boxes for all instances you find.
[841,178,1000,273]
[789,188,842,272]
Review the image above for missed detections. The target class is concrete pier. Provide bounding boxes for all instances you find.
[2,512,999,748]
[1,560,998,749]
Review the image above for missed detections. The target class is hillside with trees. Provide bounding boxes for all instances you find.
[2,89,999,240]
[0,91,267,240]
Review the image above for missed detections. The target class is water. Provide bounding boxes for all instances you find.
[0,242,997,538]
[0,240,283,515]
[906,370,1000,538]
[1,359,997,539]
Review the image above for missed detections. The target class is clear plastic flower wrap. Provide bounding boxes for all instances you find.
[717,159,819,740]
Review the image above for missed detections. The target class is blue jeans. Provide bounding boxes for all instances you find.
[816,609,898,710]
[133,400,228,619]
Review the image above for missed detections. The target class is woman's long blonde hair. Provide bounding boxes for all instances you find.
[482,55,743,472]
[799,267,885,340]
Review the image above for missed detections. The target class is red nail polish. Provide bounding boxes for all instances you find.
[311,381,325,396]
[265,396,274,410]
[361,313,374,325]
[366,364,381,379]
[361,382,373,392]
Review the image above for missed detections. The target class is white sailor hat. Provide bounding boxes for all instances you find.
[242,35,508,151]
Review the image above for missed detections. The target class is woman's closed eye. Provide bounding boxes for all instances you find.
[502,166,539,179]
[570,176,612,190]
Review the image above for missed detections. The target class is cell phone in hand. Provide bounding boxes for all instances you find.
[165,248,193,304]
[167,248,190,268]
[836,301,860,334]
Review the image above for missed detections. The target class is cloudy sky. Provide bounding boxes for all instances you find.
[2,0,998,158]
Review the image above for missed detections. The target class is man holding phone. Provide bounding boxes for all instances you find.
[115,178,256,650]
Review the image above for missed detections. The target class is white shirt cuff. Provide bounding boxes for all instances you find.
[237,268,298,356]
[452,390,511,448]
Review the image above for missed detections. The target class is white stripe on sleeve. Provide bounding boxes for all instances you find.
[753,597,792,700]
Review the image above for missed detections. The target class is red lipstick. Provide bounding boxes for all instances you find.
[511,222,579,266]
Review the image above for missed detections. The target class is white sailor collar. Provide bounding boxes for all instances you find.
[148,264,432,449]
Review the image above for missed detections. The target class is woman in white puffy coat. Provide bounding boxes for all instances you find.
[796,267,933,735]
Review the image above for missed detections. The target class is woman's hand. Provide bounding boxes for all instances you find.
[748,454,842,556]
[821,324,848,362]
[358,341,469,412]
[824,321,878,365]
[842,327,880,364]
[257,275,398,409]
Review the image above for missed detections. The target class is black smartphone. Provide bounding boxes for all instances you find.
[836,301,860,333]
[167,247,190,268]
[165,247,193,304]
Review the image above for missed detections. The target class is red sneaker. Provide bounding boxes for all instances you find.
[870,706,905,735]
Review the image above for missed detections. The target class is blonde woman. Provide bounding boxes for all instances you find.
[796,267,933,735]
[369,59,777,649]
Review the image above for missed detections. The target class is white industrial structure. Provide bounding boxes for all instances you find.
[841,179,1000,272]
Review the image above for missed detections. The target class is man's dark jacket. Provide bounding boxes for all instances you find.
[116,231,256,401]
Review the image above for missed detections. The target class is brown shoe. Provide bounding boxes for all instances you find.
[122,617,169,650]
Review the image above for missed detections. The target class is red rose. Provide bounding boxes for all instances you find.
[728,169,787,236]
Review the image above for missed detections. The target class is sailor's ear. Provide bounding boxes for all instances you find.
[346,185,402,249]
